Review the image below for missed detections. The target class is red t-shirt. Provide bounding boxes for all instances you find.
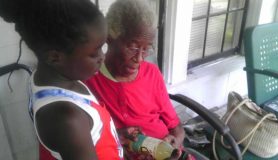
[85,61,180,139]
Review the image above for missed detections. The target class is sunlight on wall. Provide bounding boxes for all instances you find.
[163,0,193,85]
[259,0,278,24]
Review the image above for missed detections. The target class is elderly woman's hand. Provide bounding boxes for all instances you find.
[168,149,196,160]
[117,126,142,146]
[163,134,179,148]
[164,124,186,149]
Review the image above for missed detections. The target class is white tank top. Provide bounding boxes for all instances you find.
[29,74,104,159]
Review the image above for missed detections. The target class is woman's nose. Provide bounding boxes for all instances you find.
[133,50,144,62]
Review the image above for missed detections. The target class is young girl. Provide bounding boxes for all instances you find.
[0,0,123,159]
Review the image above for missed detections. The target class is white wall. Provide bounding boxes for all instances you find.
[0,18,38,160]
[168,56,247,116]
[163,0,192,84]
[259,0,278,24]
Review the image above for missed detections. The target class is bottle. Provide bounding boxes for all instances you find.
[128,134,176,160]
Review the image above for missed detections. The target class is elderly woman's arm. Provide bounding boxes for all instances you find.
[164,123,185,149]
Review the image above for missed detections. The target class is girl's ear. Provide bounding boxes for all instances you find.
[45,50,65,66]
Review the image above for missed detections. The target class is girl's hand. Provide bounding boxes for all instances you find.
[117,126,142,146]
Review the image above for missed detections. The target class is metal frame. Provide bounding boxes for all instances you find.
[157,0,166,71]
[95,0,99,8]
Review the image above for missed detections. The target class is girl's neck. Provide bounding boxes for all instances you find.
[35,62,88,94]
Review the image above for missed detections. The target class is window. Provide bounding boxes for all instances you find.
[188,0,248,68]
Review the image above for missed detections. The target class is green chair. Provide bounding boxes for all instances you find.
[244,22,278,115]
[209,22,278,160]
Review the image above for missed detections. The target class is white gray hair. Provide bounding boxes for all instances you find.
[106,0,156,39]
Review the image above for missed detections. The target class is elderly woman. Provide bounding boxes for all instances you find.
[85,0,206,159]
[86,0,184,147]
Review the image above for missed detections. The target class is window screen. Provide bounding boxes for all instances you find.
[188,0,248,68]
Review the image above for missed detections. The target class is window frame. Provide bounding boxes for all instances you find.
[187,0,249,69]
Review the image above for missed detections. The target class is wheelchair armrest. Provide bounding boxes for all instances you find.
[169,93,242,160]
[244,67,278,79]
[0,63,32,76]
